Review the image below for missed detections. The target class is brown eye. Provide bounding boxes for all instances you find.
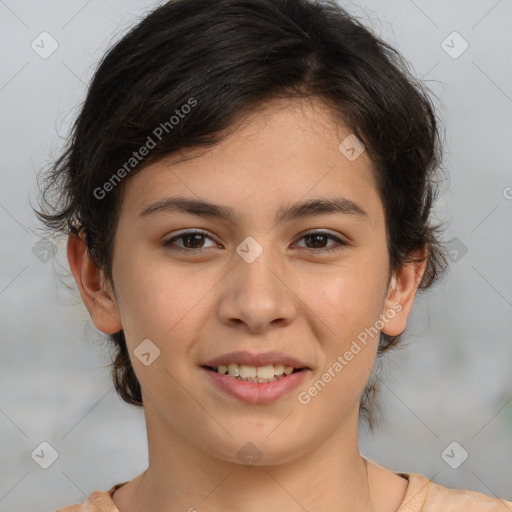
[295,231,347,253]
[163,231,217,252]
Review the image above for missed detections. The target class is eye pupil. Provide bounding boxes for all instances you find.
[184,234,204,248]
[306,234,327,248]
[165,231,342,254]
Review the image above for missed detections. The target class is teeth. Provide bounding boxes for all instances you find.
[256,365,274,379]
[274,364,285,376]
[239,365,257,378]
[214,363,296,380]
[227,363,239,377]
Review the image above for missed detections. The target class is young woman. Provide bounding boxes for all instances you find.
[36,0,511,510]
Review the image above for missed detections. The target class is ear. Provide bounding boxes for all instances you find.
[380,246,428,337]
[67,230,123,334]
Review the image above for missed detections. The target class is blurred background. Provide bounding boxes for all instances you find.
[1,0,511,510]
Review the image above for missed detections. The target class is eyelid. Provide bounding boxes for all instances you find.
[292,230,348,251]
[295,228,347,242]
[163,229,349,253]
[163,229,218,248]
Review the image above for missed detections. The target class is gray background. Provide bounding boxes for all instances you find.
[1,0,511,510]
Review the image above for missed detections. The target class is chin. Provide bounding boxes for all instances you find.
[197,433,312,467]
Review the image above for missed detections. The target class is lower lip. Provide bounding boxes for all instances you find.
[201,367,310,404]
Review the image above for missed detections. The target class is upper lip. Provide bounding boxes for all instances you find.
[201,350,311,370]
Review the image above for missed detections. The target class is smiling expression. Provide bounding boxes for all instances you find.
[79,97,414,465]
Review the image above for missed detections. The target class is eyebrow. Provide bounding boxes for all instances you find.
[139,196,368,223]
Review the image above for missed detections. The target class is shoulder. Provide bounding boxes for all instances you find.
[56,485,124,512]
[427,477,512,511]
[400,473,512,511]
[56,506,82,512]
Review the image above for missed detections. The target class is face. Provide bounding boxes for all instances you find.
[70,97,423,466]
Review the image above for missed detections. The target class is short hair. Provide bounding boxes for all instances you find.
[35,0,449,431]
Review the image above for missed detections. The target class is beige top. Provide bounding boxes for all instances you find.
[56,472,512,511]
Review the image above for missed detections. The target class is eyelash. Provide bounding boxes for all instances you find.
[162,230,347,254]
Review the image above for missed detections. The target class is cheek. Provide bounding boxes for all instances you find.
[114,260,211,399]
[305,278,380,408]
[115,253,218,347]
[302,259,387,395]
[308,261,388,338]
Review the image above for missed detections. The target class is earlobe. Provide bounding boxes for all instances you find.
[380,247,428,337]
[67,231,123,334]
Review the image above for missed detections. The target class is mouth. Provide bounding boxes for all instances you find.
[199,351,312,402]
[201,363,306,384]
[200,363,310,404]
[201,350,311,379]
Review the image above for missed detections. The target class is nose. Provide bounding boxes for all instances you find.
[217,248,297,333]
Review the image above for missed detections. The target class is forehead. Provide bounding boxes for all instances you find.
[120,97,382,229]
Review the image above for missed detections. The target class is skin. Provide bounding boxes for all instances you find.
[67,97,427,512]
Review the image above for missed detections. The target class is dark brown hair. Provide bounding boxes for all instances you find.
[34,0,449,431]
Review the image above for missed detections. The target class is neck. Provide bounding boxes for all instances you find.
[116,406,376,512]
